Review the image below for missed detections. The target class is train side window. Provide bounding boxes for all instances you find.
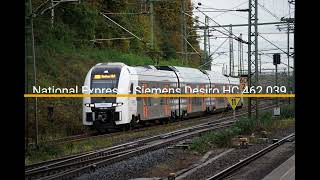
[130,83,134,94]
[160,97,164,105]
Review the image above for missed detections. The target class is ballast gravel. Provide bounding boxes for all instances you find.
[76,148,169,180]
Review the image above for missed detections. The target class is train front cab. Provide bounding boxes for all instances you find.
[82,63,137,132]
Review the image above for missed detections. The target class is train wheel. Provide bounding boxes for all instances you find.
[130,115,140,129]
[121,124,130,131]
[182,111,188,120]
[165,118,169,124]
[169,115,174,123]
[169,112,175,123]
[160,118,169,125]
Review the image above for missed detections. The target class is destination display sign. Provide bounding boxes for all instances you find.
[93,74,116,79]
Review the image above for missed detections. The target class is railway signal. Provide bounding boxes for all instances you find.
[273,53,281,113]
[228,97,241,119]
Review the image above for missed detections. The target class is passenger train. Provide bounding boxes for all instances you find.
[83,62,243,132]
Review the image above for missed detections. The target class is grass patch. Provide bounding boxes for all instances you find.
[190,104,295,154]
[26,137,113,165]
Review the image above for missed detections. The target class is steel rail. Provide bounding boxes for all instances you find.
[206,133,295,180]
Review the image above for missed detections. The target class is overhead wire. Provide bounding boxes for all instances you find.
[213,0,248,18]
[257,2,281,21]
[194,7,248,44]
[198,38,228,68]
[258,34,292,57]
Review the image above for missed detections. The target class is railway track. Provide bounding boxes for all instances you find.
[25,103,281,180]
[205,133,295,180]
[25,100,276,171]
[35,99,277,146]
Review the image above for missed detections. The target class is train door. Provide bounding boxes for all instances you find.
[142,83,149,119]
[163,84,170,116]
[200,84,206,111]
[187,84,192,113]
[128,82,137,115]
[215,84,224,109]
[211,83,216,109]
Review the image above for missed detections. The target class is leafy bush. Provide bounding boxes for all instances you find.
[234,117,256,134]
[279,104,295,119]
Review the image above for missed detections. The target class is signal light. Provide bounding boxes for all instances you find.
[273,53,281,65]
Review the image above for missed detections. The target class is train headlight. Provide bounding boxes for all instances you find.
[112,103,123,107]
[85,103,95,107]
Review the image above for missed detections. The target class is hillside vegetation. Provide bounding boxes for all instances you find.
[26,0,201,141]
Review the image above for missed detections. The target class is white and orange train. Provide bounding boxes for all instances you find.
[83,62,243,132]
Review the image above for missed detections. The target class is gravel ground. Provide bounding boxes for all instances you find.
[183,143,271,180]
[76,148,170,180]
[142,148,228,178]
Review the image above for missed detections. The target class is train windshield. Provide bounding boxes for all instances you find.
[91,79,118,94]
[90,65,122,103]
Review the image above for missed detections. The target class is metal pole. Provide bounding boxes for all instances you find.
[208,31,211,56]
[183,0,188,65]
[26,0,31,153]
[148,0,162,64]
[203,16,209,70]
[292,26,295,95]
[150,0,154,50]
[222,64,225,74]
[51,0,54,28]
[180,0,186,65]
[203,27,206,68]
[247,0,252,119]
[229,25,234,76]
[226,65,228,75]
[240,34,243,76]
[287,20,290,104]
[238,34,240,76]
[259,54,262,73]
[28,0,38,146]
[238,34,243,76]
[276,63,278,106]
[254,0,259,122]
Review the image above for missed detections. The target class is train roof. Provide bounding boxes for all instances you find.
[204,70,231,84]
[94,63,238,84]
[131,65,178,83]
[172,66,209,84]
[228,77,240,85]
